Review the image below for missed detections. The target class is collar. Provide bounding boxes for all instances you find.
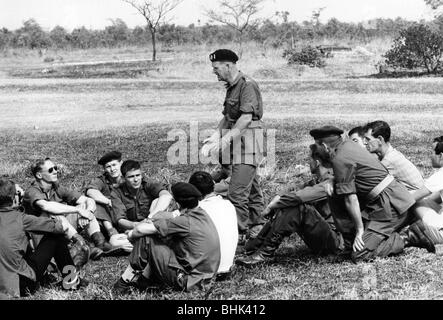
[33,180,58,193]
[227,71,244,88]
[380,145,394,160]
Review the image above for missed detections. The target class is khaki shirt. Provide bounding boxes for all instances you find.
[0,208,64,297]
[331,140,415,221]
[110,179,165,222]
[153,206,220,291]
[222,72,264,165]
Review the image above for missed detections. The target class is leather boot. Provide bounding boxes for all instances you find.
[402,220,443,253]
[236,233,284,268]
[91,232,113,252]
[70,234,90,267]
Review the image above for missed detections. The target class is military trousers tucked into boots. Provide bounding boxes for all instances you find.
[245,203,343,256]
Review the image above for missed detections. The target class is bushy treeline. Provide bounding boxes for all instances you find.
[0,17,419,50]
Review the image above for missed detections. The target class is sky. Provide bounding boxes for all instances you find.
[0,0,436,31]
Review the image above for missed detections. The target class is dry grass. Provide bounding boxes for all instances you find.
[2,43,443,300]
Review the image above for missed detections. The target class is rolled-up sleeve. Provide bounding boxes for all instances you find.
[22,214,64,234]
[23,187,46,212]
[424,168,443,193]
[153,215,190,238]
[85,177,105,194]
[110,190,127,222]
[145,180,166,199]
[333,157,357,195]
[239,82,258,115]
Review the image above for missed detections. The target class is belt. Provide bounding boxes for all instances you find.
[367,174,394,201]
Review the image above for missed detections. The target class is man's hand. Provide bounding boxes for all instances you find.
[324,180,334,197]
[78,217,90,229]
[203,131,220,145]
[60,217,71,233]
[353,228,365,252]
[77,208,94,220]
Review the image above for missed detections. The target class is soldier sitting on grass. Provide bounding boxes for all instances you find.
[23,158,112,261]
[0,179,88,298]
[85,151,133,254]
[112,182,220,294]
[110,160,173,231]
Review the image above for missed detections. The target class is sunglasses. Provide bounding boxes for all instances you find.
[47,166,58,173]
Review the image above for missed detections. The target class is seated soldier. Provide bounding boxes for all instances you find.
[412,137,443,213]
[110,160,173,231]
[85,151,123,238]
[112,182,220,294]
[23,158,112,260]
[0,179,88,298]
[363,121,443,228]
[348,126,366,148]
[312,126,443,261]
[189,171,238,280]
[237,143,347,267]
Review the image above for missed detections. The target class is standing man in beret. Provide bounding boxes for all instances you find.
[113,182,220,294]
[203,48,265,244]
[310,125,443,261]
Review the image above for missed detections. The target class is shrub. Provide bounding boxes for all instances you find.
[383,23,443,74]
[283,45,326,68]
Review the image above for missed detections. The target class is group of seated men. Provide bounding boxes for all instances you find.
[1,120,443,298]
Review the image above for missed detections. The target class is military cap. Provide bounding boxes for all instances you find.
[209,49,239,63]
[98,151,122,166]
[171,182,202,201]
[309,126,344,140]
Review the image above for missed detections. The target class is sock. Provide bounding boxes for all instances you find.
[121,265,138,283]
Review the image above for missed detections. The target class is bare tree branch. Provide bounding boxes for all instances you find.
[122,0,184,61]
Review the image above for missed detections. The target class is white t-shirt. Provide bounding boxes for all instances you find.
[424,168,443,202]
[199,194,238,273]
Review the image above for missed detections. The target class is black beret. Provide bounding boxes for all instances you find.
[98,151,122,166]
[171,182,202,201]
[209,49,239,63]
[309,126,344,140]
[435,141,443,155]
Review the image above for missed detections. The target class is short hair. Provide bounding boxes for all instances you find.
[120,160,141,177]
[309,143,333,168]
[189,171,215,197]
[31,158,51,178]
[0,179,16,206]
[364,121,391,142]
[348,126,365,137]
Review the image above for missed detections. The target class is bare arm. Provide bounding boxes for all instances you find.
[35,199,81,216]
[118,218,139,231]
[149,190,173,217]
[128,221,158,241]
[221,113,252,142]
[344,194,365,252]
[86,189,112,206]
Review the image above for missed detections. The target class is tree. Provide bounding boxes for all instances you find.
[205,0,266,55]
[49,26,70,49]
[14,19,50,49]
[425,0,443,10]
[122,0,184,61]
[384,23,443,73]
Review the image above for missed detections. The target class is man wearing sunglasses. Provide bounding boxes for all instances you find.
[23,158,112,260]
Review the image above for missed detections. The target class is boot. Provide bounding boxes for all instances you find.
[70,234,90,267]
[91,231,125,257]
[236,233,284,268]
[91,232,113,252]
[402,220,443,253]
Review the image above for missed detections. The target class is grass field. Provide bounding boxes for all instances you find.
[2,43,443,300]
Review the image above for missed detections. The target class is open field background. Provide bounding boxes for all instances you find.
[1,43,443,300]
